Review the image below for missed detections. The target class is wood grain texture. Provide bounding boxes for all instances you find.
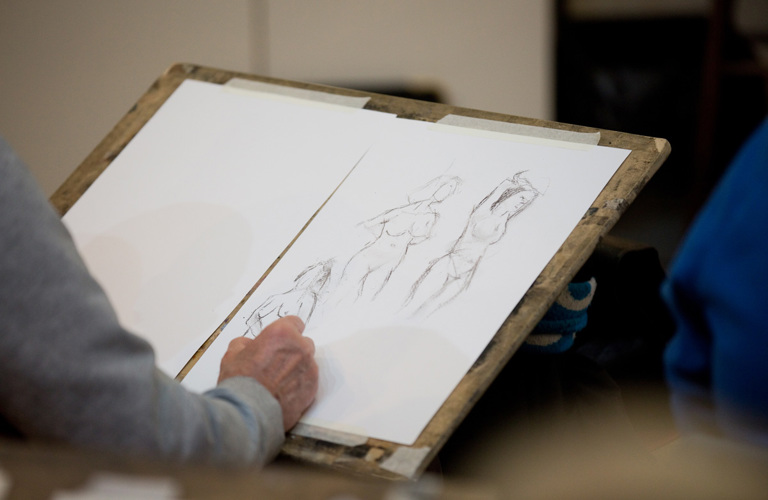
[50,64,670,481]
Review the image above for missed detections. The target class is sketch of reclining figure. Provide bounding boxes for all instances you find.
[406,171,542,316]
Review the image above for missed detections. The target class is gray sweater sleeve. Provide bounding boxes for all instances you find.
[0,136,284,465]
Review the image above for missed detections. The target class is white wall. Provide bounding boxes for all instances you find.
[0,0,256,195]
[266,1,554,120]
[0,0,554,195]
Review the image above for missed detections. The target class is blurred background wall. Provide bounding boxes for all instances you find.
[558,0,768,265]
[0,0,553,197]
[2,0,767,258]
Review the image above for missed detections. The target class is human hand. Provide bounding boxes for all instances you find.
[218,315,319,431]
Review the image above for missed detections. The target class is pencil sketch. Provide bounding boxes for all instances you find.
[405,171,543,316]
[244,259,334,338]
[339,175,463,300]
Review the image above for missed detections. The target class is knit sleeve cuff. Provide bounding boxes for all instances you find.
[209,377,285,464]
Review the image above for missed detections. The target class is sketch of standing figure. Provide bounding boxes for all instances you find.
[405,171,542,316]
[244,259,334,338]
[340,175,462,300]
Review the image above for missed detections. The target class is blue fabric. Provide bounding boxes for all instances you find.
[567,281,595,301]
[525,279,595,354]
[523,332,577,354]
[663,117,768,446]
[534,302,589,334]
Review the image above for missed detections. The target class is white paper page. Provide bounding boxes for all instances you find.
[183,118,630,444]
[63,80,395,376]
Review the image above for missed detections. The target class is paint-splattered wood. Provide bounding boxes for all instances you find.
[50,64,670,481]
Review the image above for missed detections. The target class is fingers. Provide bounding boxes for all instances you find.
[217,314,319,430]
[259,315,315,356]
[303,335,315,356]
[226,336,250,356]
[260,315,305,336]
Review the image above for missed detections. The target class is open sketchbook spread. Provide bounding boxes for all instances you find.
[63,79,630,446]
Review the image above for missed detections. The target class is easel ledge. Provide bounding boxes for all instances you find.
[51,63,670,480]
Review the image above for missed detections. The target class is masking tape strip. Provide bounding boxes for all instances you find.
[225,78,370,109]
[291,423,369,447]
[380,446,431,479]
[435,114,601,149]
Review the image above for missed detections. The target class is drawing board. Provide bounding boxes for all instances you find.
[183,115,630,444]
[52,64,670,480]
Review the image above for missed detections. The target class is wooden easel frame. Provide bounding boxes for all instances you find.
[51,64,670,480]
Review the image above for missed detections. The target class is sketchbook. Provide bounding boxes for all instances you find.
[62,79,630,447]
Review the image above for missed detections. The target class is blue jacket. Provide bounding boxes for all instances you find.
[664,117,768,446]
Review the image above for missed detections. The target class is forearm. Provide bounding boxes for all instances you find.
[0,136,283,465]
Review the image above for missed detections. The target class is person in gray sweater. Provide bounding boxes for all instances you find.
[0,136,318,466]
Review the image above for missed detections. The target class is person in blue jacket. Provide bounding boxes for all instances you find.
[663,116,768,447]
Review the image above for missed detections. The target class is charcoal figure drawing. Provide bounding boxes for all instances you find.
[244,259,334,338]
[339,175,462,300]
[405,171,543,316]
